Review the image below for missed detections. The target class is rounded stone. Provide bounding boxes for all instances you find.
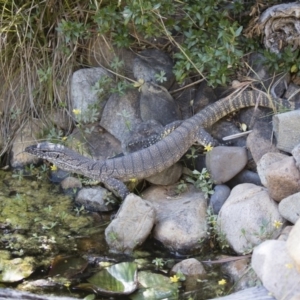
[133,49,175,89]
[171,258,206,277]
[206,146,248,184]
[209,184,231,214]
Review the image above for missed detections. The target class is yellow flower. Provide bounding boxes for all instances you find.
[273,220,283,229]
[61,136,67,141]
[218,279,227,285]
[64,281,71,288]
[285,263,294,269]
[170,275,180,283]
[50,165,57,171]
[72,108,81,115]
[129,178,137,183]
[204,143,214,152]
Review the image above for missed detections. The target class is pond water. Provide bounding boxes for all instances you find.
[0,169,234,299]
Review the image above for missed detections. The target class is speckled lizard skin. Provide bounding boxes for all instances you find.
[25,90,299,199]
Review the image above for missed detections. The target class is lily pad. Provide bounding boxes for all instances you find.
[77,261,138,296]
[130,271,179,300]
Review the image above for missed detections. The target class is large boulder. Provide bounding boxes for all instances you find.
[218,183,285,254]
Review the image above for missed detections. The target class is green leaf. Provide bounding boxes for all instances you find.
[235,26,243,37]
[77,262,138,296]
[130,271,179,300]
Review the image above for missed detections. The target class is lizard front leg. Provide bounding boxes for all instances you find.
[102,177,130,200]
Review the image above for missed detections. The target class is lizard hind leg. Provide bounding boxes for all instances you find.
[195,128,219,147]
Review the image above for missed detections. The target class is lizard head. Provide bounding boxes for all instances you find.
[25,142,65,160]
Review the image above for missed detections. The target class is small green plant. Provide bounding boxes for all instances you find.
[74,205,85,216]
[117,109,132,131]
[108,231,118,242]
[154,70,167,83]
[185,146,199,169]
[73,107,99,125]
[46,127,63,142]
[56,20,89,44]
[91,75,113,99]
[12,169,24,181]
[186,168,214,199]
[43,205,53,213]
[42,221,58,230]
[14,193,24,202]
[25,163,35,174]
[104,192,117,206]
[152,257,166,269]
[10,108,21,120]
[37,67,52,83]
[59,211,68,221]
[240,217,283,254]
[110,57,125,73]
[110,81,130,96]
[261,46,300,75]
[36,164,49,180]
[206,207,229,250]
[175,180,188,195]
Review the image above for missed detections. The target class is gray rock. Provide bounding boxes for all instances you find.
[292,143,300,170]
[246,120,279,163]
[218,183,285,254]
[105,194,155,253]
[171,258,206,290]
[139,82,181,126]
[227,170,262,188]
[100,88,141,143]
[278,192,300,224]
[277,225,293,241]
[87,35,136,79]
[252,240,300,300]
[284,82,300,102]
[82,126,122,160]
[206,146,248,184]
[61,177,82,191]
[133,49,175,89]
[49,169,69,183]
[273,110,300,153]
[193,81,217,113]
[142,184,207,254]
[75,187,118,212]
[66,124,122,161]
[172,258,206,276]
[210,120,245,147]
[71,67,111,116]
[146,163,183,186]
[172,78,197,119]
[264,156,300,202]
[171,258,206,292]
[239,106,272,130]
[257,152,289,187]
[209,184,231,214]
[48,109,72,131]
[287,218,300,271]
